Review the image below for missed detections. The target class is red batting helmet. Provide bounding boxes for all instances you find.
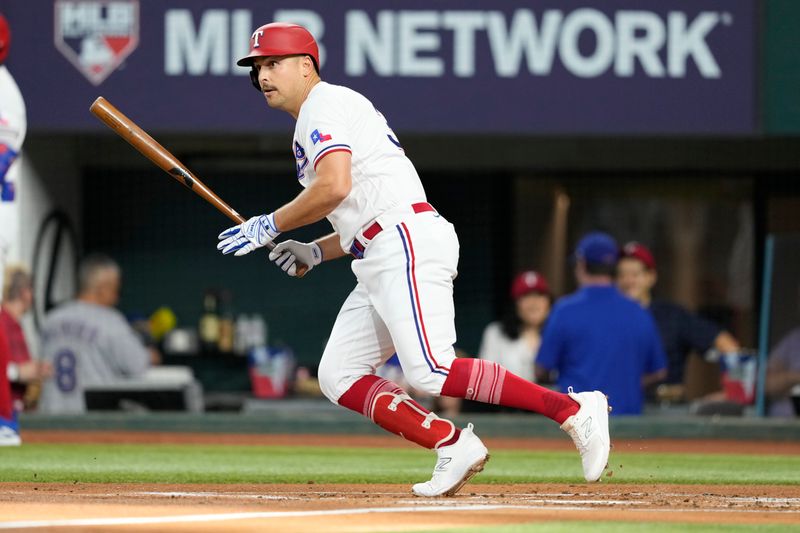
[238,23,319,91]
[0,14,10,65]
[237,22,319,68]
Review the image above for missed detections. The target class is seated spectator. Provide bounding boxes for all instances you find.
[766,326,800,417]
[536,232,667,415]
[479,271,552,383]
[616,242,740,387]
[38,254,156,414]
[1,265,52,412]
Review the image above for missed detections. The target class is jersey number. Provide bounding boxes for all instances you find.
[376,109,403,151]
[54,349,77,393]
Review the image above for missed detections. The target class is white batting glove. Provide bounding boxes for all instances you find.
[217,213,280,256]
[268,240,323,277]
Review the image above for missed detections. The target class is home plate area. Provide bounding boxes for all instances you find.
[1,483,799,531]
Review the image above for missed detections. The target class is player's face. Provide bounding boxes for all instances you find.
[20,284,34,313]
[253,55,307,112]
[516,293,550,329]
[616,258,655,303]
[97,268,121,308]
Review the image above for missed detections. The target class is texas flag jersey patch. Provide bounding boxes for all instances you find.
[310,129,332,145]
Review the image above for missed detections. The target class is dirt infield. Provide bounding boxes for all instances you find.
[1,482,799,531]
[2,431,799,531]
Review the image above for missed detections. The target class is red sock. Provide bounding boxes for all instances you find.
[338,375,460,449]
[441,358,579,425]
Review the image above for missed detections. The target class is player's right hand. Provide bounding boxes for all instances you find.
[269,240,322,277]
[217,213,280,256]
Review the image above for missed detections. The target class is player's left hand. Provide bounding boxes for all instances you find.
[217,213,280,256]
[269,240,323,276]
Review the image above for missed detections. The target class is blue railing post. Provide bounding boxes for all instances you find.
[756,235,775,418]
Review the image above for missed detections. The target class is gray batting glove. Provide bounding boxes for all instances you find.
[217,213,280,256]
[269,240,323,277]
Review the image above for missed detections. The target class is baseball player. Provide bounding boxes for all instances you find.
[38,254,151,414]
[219,23,611,496]
[0,12,26,446]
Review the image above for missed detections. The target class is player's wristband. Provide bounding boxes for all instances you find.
[310,241,323,264]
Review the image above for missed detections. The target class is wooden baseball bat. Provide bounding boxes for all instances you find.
[89,96,308,276]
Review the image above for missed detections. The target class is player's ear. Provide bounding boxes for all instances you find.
[302,55,315,77]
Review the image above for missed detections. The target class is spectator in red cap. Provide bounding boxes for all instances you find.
[478,271,552,382]
[617,241,740,387]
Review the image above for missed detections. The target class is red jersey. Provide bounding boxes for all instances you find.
[0,326,12,420]
[0,308,31,407]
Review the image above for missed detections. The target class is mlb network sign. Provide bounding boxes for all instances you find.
[164,7,732,79]
[26,0,754,133]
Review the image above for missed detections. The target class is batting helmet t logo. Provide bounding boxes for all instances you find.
[251,29,264,49]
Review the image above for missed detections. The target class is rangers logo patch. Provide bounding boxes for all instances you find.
[54,0,140,86]
[294,140,309,180]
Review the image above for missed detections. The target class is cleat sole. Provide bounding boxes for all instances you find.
[442,454,490,497]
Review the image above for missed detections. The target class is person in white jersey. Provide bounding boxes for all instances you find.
[218,22,611,497]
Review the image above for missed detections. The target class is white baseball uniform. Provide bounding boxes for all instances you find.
[293,82,459,401]
[0,65,27,289]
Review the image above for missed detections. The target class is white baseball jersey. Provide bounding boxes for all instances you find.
[293,82,426,253]
[0,66,27,292]
[38,301,151,414]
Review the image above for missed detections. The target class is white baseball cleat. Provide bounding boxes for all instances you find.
[560,387,611,482]
[412,423,489,497]
[0,423,21,447]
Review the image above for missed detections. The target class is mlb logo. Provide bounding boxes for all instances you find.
[54,0,140,85]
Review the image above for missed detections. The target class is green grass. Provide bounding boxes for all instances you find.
[1,444,798,485]
[418,523,796,533]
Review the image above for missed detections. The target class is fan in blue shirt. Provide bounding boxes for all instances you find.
[536,232,667,415]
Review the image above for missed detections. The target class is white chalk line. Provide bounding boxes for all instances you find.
[0,505,547,529]
[1,502,799,530]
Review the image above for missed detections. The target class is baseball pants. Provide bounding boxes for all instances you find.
[318,210,458,402]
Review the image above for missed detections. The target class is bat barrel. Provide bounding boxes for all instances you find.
[88,97,302,270]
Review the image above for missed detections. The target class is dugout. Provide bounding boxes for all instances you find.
[4,1,800,414]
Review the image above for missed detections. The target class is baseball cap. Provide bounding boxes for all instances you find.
[510,271,550,300]
[621,241,657,271]
[574,232,618,266]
